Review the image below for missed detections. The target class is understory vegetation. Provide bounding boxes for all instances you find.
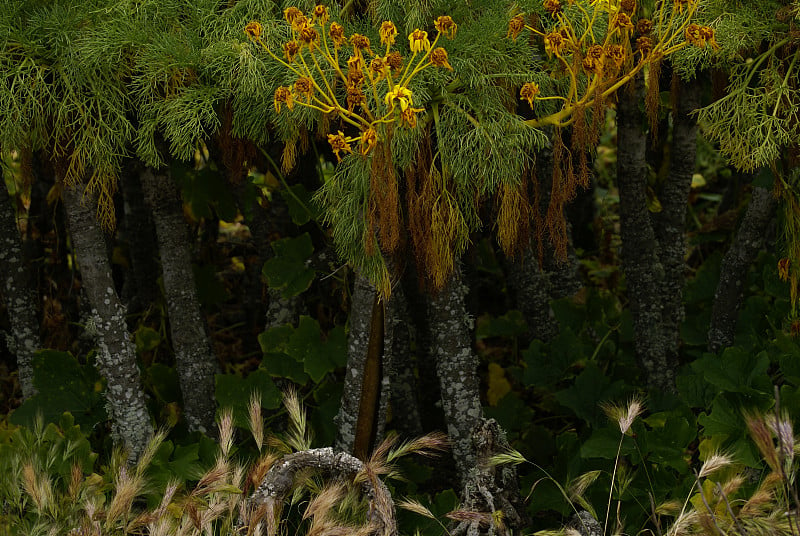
[2,0,800,535]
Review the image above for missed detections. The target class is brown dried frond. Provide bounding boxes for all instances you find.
[370,140,400,254]
[547,130,572,261]
[497,182,530,257]
[645,58,661,144]
[282,138,298,173]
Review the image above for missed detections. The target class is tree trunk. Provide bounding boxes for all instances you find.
[140,167,218,435]
[505,243,559,343]
[62,183,152,462]
[0,174,40,399]
[708,186,777,352]
[385,282,423,439]
[335,273,388,456]
[119,162,160,316]
[427,264,528,533]
[617,74,675,391]
[653,76,700,364]
[427,264,483,477]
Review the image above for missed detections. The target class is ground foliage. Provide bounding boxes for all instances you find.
[2,0,800,535]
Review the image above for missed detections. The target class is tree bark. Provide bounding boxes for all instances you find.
[505,243,559,343]
[385,282,423,439]
[335,273,388,455]
[653,76,700,365]
[119,162,160,316]
[427,264,483,478]
[243,447,397,536]
[0,174,40,399]
[617,74,675,391]
[426,263,527,534]
[708,186,777,352]
[62,183,152,462]
[140,167,218,435]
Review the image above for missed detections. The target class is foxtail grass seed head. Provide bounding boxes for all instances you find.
[698,452,733,478]
[601,397,644,434]
[248,392,264,451]
[767,413,795,462]
[218,409,235,458]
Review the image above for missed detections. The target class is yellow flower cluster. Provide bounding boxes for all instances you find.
[508,0,713,126]
[245,8,457,161]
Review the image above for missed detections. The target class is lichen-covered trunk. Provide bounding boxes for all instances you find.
[708,186,777,352]
[617,75,674,391]
[428,265,528,534]
[140,168,218,435]
[0,176,40,399]
[385,283,423,439]
[335,273,390,457]
[653,76,700,364]
[427,265,483,477]
[119,162,160,316]
[62,183,152,462]
[505,243,559,343]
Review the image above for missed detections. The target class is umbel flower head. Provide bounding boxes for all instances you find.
[434,15,458,39]
[329,22,346,48]
[379,21,398,46]
[409,29,430,53]
[507,14,525,40]
[431,47,453,70]
[520,82,540,107]
[384,85,414,111]
[327,131,352,161]
[244,21,262,40]
[273,86,294,112]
